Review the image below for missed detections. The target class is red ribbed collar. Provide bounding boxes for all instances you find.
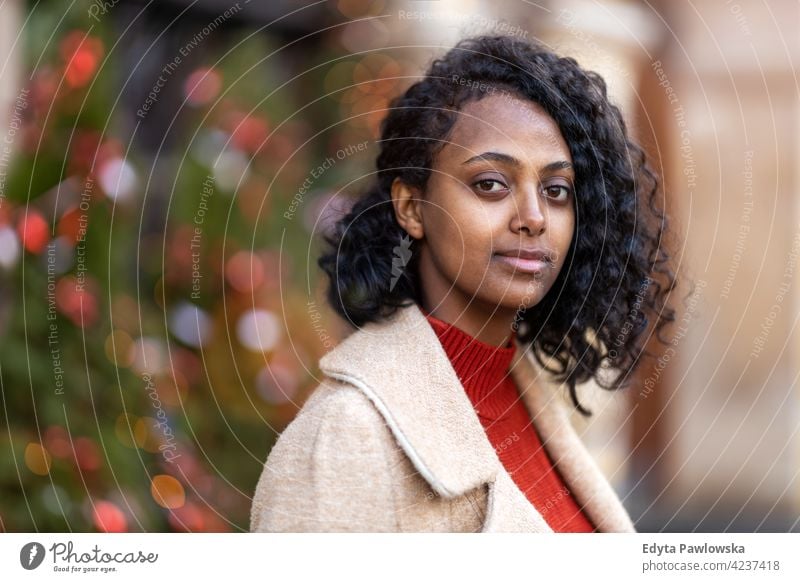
[420,306,519,421]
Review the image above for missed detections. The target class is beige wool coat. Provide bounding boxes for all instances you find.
[250,302,637,533]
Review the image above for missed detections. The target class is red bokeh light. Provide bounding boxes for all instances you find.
[16,210,50,254]
[55,276,99,327]
[184,67,222,106]
[60,31,104,89]
[92,500,127,533]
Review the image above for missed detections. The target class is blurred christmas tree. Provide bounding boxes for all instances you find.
[0,0,392,532]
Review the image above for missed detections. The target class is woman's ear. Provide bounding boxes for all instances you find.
[390,177,425,240]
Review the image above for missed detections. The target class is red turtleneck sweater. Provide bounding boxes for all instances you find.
[422,308,596,533]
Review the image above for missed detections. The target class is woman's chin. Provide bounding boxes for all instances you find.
[481,287,546,313]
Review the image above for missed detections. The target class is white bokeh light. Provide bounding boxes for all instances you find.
[98,157,138,202]
[168,302,213,348]
[0,226,21,269]
[236,309,281,352]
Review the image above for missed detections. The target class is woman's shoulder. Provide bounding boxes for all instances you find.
[250,377,406,532]
[272,377,392,450]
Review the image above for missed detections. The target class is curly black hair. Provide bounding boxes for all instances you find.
[318,34,683,416]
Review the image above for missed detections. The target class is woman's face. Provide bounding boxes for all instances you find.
[412,92,576,320]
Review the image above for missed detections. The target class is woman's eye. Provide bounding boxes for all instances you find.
[544,184,572,202]
[473,179,508,194]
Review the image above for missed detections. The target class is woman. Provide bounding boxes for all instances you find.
[251,34,677,532]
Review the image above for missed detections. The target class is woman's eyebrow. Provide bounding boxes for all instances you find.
[461,151,520,167]
[461,152,574,174]
[540,160,574,173]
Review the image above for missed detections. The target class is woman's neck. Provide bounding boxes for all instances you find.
[419,299,516,348]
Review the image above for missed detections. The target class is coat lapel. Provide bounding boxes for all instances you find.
[318,301,500,499]
[318,301,635,533]
[511,345,637,532]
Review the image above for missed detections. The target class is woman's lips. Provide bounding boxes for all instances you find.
[494,254,549,274]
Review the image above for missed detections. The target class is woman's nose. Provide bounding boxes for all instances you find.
[510,186,546,235]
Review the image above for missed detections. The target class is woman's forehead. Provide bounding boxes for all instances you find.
[439,95,571,165]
